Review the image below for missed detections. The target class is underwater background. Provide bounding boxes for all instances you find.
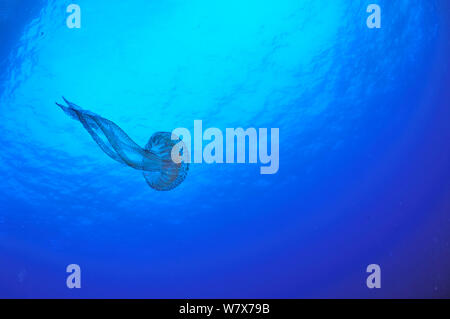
[0,0,449,298]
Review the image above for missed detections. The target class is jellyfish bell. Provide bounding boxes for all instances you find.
[142,132,189,191]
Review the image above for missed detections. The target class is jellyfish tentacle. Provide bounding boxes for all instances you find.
[57,101,126,164]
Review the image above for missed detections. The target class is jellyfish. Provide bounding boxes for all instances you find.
[56,97,189,191]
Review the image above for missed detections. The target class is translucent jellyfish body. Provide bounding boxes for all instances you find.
[56,97,189,191]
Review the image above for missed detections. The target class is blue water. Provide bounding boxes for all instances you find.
[0,0,449,298]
